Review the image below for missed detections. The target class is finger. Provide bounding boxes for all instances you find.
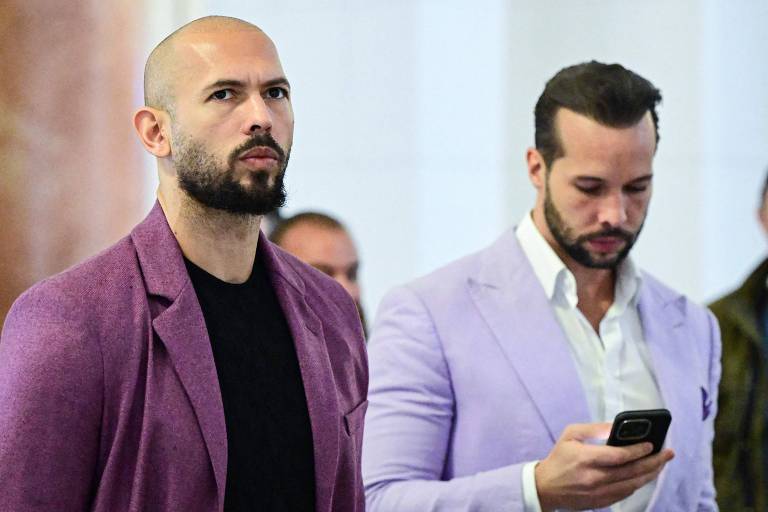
[561,422,613,442]
[590,466,665,508]
[589,442,654,466]
[596,449,674,485]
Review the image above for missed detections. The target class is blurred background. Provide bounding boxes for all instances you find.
[1,0,767,326]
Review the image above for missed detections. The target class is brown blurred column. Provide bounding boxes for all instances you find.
[0,1,147,326]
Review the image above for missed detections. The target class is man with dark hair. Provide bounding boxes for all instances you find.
[710,168,768,511]
[271,212,367,333]
[534,61,662,170]
[363,61,720,511]
[0,16,367,512]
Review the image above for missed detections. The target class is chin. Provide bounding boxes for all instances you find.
[242,168,270,179]
[591,257,623,269]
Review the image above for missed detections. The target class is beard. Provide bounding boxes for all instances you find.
[172,130,290,216]
[543,180,642,270]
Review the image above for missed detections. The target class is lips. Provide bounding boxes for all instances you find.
[237,146,281,171]
[587,237,624,253]
[239,146,280,161]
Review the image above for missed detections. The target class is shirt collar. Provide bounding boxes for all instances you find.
[515,211,642,309]
[615,255,642,311]
[515,211,569,301]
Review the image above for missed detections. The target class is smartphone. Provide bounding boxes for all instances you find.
[607,408,671,454]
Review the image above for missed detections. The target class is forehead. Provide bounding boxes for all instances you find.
[281,224,358,262]
[554,108,656,173]
[173,28,285,93]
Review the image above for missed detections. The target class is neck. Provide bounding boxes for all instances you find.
[531,206,616,328]
[570,264,616,333]
[158,185,262,284]
[569,264,615,305]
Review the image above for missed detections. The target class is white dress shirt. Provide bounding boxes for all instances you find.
[515,212,665,512]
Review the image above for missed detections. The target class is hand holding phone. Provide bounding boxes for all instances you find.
[535,420,674,511]
[607,408,672,454]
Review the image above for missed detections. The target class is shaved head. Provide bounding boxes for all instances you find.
[134,15,293,217]
[143,16,267,112]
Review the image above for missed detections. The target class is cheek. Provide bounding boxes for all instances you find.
[561,195,600,225]
[271,105,294,141]
[628,195,651,220]
[201,121,240,151]
[347,282,361,301]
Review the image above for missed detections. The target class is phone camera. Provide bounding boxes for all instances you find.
[616,419,651,440]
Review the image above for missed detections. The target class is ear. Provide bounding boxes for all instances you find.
[758,204,768,236]
[526,147,547,191]
[133,107,171,157]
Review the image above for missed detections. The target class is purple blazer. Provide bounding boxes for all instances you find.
[363,228,720,511]
[0,203,368,512]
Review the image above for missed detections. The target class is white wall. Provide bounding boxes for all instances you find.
[142,1,768,319]
[699,0,768,301]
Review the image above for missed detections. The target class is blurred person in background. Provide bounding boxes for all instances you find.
[0,15,367,512]
[363,61,720,511]
[710,168,768,511]
[261,208,284,236]
[271,211,366,334]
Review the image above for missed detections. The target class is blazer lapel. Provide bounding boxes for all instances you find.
[260,236,340,512]
[638,284,700,508]
[468,229,591,442]
[152,288,227,507]
[131,202,227,509]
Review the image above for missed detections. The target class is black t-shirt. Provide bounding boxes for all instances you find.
[185,252,315,511]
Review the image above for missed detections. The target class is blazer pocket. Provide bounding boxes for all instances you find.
[343,399,368,437]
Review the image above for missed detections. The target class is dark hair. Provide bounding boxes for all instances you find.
[535,60,662,168]
[270,211,346,245]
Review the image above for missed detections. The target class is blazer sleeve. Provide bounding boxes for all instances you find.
[363,285,525,512]
[697,309,722,512]
[0,287,103,511]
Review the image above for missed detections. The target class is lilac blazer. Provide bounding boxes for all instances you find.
[0,203,368,512]
[363,228,720,511]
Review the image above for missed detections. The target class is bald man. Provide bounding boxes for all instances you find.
[271,212,367,334]
[0,16,368,512]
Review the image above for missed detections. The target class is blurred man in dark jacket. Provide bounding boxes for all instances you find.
[710,169,768,512]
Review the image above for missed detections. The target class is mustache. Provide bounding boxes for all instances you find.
[228,133,287,166]
[576,227,634,244]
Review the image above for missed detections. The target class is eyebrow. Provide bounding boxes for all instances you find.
[263,77,291,90]
[203,77,291,92]
[573,174,653,183]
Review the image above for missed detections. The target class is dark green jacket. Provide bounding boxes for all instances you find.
[710,258,768,512]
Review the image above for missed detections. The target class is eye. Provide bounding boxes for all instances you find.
[624,185,649,194]
[575,184,601,196]
[311,264,334,277]
[265,87,289,100]
[209,89,234,101]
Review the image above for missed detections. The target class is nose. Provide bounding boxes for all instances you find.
[241,94,273,136]
[597,192,628,227]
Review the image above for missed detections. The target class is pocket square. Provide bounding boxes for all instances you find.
[701,386,712,421]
